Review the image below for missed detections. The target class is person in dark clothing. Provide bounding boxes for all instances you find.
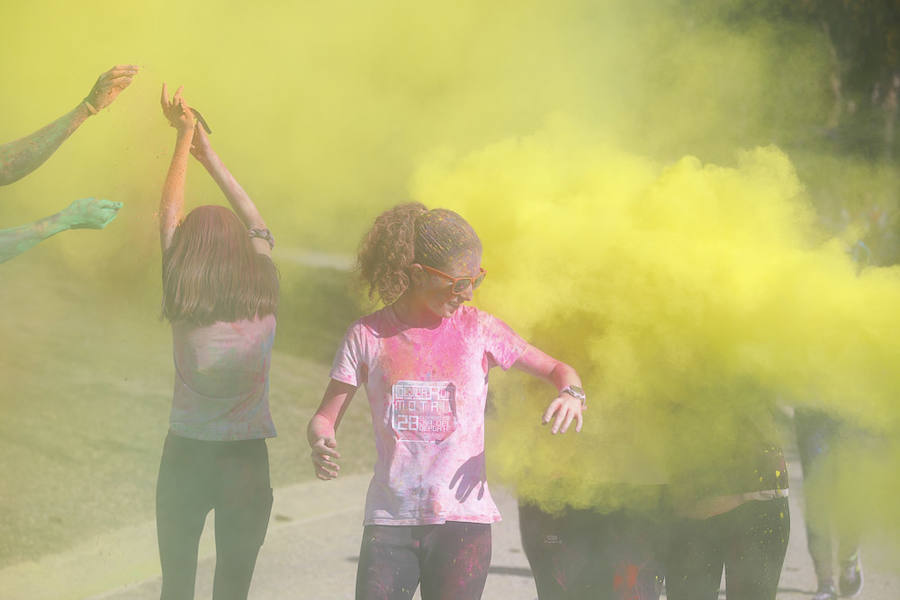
[156,84,279,600]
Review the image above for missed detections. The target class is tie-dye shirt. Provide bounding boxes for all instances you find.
[331,305,528,526]
[169,314,277,441]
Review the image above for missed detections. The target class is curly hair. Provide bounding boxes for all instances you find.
[357,203,481,304]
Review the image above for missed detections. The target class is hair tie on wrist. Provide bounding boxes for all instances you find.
[249,227,275,250]
[82,99,98,115]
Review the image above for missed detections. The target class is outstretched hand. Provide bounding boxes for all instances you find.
[59,198,123,230]
[542,394,584,434]
[86,65,138,111]
[160,83,196,134]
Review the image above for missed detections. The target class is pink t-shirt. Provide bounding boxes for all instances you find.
[169,314,277,441]
[330,305,528,526]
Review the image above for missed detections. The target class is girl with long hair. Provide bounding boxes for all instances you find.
[307,203,586,600]
[156,85,278,600]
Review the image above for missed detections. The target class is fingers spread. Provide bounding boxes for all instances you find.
[550,408,563,434]
[107,66,139,77]
[542,398,562,425]
[108,64,139,73]
[103,74,136,86]
[559,409,575,434]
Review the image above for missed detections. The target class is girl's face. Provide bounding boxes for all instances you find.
[413,247,483,319]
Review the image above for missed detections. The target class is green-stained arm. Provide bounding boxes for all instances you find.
[0,65,138,187]
[0,198,122,263]
[0,104,92,186]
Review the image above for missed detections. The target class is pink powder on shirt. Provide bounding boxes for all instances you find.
[331,305,527,525]
[169,313,277,441]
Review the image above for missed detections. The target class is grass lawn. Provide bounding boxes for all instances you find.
[0,255,375,568]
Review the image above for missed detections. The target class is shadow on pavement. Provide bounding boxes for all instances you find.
[345,556,534,578]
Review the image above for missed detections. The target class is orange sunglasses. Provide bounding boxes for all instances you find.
[420,264,487,294]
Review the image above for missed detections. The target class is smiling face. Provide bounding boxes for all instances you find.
[412,246,483,319]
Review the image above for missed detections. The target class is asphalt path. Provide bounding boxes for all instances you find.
[1,458,897,599]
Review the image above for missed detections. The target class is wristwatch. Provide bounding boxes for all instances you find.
[560,385,586,408]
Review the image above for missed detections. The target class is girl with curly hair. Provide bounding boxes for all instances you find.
[307,203,586,600]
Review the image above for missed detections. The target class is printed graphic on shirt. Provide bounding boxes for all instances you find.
[390,380,458,443]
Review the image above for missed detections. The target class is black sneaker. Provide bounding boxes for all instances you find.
[812,583,838,600]
[839,554,863,597]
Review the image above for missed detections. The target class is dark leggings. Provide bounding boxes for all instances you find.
[518,502,666,600]
[355,521,492,600]
[794,409,859,584]
[156,432,273,600]
[666,498,790,600]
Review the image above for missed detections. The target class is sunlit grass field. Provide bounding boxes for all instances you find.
[0,255,375,568]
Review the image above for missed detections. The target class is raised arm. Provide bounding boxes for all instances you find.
[512,344,585,434]
[307,379,358,480]
[0,198,122,263]
[158,84,195,252]
[190,124,272,256]
[0,65,138,186]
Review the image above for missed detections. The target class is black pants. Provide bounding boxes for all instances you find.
[355,521,492,600]
[156,432,273,600]
[794,409,859,585]
[518,502,666,600]
[666,498,790,600]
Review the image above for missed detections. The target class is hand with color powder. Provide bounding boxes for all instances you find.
[159,89,272,257]
[58,197,123,230]
[160,84,196,134]
[0,64,138,186]
[84,64,139,111]
[0,198,123,264]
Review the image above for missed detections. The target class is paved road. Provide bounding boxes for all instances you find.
[2,459,897,599]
